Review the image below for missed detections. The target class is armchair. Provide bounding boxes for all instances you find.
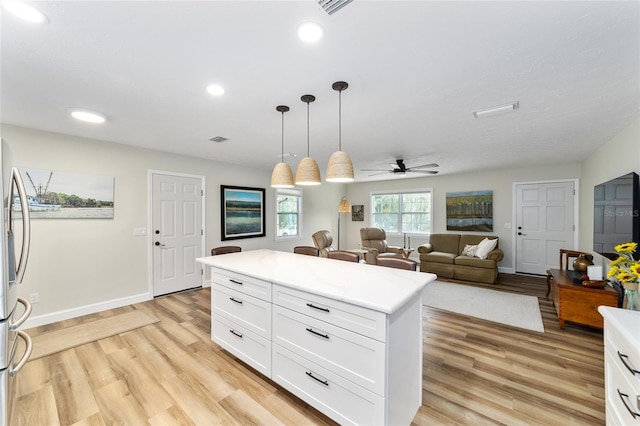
[359,227,404,264]
[312,230,336,258]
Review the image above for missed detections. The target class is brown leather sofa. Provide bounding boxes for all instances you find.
[417,234,504,284]
[360,227,404,264]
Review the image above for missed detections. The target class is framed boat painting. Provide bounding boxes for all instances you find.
[221,185,266,240]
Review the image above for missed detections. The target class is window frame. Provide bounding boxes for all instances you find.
[370,188,433,236]
[275,188,303,241]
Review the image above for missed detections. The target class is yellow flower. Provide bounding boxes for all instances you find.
[631,263,640,277]
[607,267,619,278]
[617,272,637,283]
[615,242,638,254]
[610,256,626,267]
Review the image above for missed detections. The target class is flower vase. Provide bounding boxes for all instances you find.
[622,282,640,311]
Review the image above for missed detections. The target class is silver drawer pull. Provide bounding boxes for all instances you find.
[617,389,640,419]
[306,371,329,386]
[618,351,640,375]
[230,297,243,304]
[229,329,243,338]
[229,279,243,285]
[306,303,330,313]
[306,327,329,339]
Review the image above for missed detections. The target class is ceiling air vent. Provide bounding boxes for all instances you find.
[209,136,228,143]
[317,0,353,15]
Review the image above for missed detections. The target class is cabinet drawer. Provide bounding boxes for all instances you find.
[212,313,271,378]
[212,283,271,339]
[273,305,385,396]
[605,348,640,424]
[212,267,271,302]
[272,344,384,426]
[273,284,386,342]
[605,322,640,387]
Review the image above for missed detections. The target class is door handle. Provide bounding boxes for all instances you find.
[10,167,31,284]
[154,241,166,247]
[517,232,526,236]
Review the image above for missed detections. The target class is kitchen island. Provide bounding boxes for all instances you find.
[197,249,435,426]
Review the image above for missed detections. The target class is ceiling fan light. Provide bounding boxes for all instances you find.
[326,150,354,182]
[271,162,295,188]
[295,157,321,186]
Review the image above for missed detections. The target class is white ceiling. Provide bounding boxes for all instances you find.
[2,1,639,182]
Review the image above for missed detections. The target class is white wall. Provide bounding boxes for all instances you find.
[2,124,343,326]
[342,164,582,271]
[579,117,640,268]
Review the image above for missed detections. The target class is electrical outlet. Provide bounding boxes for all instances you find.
[29,293,39,304]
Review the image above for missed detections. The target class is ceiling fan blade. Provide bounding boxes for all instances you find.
[409,163,439,169]
[407,170,439,174]
[360,168,392,172]
[368,171,392,177]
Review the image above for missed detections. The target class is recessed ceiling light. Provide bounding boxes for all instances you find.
[69,109,107,124]
[2,0,48,24]
[206,84,225,96]
[297,22,323,43]
[473,101,519,118]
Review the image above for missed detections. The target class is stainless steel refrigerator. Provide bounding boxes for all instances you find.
[0,140,33,425]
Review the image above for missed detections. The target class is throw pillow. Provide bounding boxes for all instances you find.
[461,244,478,257]
[475,238,498,260]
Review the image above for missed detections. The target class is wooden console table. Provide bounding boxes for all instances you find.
[549,268,618,329]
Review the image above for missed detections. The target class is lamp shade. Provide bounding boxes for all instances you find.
[271,162,295,188]
[326,150,354,182]
[338,197,351,213]
[295,157,321,185]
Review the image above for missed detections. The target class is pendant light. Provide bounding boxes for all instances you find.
[295,94,321,186]
[271,105,295,188]
[326,81,354,183]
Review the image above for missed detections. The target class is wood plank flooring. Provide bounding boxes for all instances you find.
[13,273,606,425]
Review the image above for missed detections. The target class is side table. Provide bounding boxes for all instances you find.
[401,248,414,259]
[549,268,618,329]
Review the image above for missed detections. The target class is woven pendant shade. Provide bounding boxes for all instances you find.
[271,162,294,188]
[338,197,351,213]
[326,150,354,183]
[295,94,321,186]
[326,81,354,183]
[295,157,321,186]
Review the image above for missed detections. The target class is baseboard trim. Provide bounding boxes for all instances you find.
[23,292,153,329]
[498,266,515,274]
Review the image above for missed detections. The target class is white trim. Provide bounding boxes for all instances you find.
[23,292,153,329]
[275,187,303,242]
[148,170,206,296]
[511,178,579,274]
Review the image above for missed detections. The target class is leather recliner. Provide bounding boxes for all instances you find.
[359,227,404,264]
[312,230,336,258]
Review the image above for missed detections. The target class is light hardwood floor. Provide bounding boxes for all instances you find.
[13,273,606,425]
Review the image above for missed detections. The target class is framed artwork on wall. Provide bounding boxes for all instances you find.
[13,167,114,219]
[221,185,266,240]
[352,204,364,221]
[446,190,493,232]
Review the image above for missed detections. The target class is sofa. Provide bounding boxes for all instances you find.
[417,234,504,284]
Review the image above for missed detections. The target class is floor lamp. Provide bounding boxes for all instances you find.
[337,196,351,250]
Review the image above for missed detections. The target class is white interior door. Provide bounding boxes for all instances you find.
[152,173,203,297]
[515,181,575,275]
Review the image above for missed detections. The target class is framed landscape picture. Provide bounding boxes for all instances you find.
[446,190,493,231]
[221,185,266,240]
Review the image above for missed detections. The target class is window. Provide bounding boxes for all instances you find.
[371,190,432,235]
[276,188,302,239]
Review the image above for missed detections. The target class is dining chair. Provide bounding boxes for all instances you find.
[211,246,241,255]
[293,246,320,256]
[376,257,418,271]
[327,250,360,263]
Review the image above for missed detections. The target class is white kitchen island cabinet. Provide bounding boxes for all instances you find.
[197,249,435,426]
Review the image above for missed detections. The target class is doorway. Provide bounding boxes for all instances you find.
[514,180,577,275]
[151,171,204,296]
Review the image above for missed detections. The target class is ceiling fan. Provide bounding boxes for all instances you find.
[361,159,439,176]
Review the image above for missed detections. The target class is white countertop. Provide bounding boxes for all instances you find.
[197,249,436,314]
[598,306,640,347]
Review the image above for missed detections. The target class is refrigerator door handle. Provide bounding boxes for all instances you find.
[10,297,32,331]
[9,167,31,284]
[10,331,33,377]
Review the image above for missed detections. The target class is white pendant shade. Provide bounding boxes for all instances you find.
[295,157,321,185]
[271,162,295,188]
[326,150,354,182]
